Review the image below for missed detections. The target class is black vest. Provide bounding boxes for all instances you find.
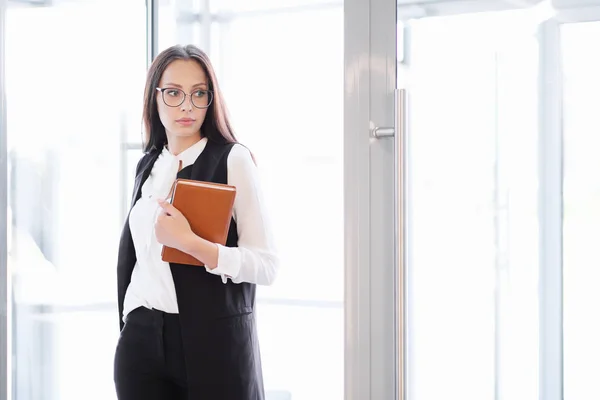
[116,139,265,400]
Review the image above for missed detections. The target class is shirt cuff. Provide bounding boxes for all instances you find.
[205,243,242,283]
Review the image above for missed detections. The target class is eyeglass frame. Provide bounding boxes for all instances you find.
[155,87,214,109]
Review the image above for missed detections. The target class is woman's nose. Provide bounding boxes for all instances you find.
[180,95,193,111]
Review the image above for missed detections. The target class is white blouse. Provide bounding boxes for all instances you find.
[122,137,279,320]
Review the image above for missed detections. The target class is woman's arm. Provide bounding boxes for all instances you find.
[207,144,280,285]
[180,234,219,270]
[156,144,280,285]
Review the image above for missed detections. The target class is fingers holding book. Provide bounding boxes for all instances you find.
[154,198,193,251]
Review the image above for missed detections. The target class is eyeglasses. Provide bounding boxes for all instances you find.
[156,87,213,109]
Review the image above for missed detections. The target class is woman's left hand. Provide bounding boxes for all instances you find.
[155,199,194,251]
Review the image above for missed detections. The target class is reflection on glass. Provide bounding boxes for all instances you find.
[562,20,600,400]
[212,0,338,13]
[158,0,204,52]
[6,1,146,399]
[403,10,539,400]
[158,3,344,399]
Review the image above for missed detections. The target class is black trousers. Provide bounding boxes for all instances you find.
[114,306,188,400]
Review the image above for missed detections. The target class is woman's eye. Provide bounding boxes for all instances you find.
[193,90,206,98]
[166,89,181,97]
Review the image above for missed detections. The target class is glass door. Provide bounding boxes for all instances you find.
[394,1,600,400]
[396,1,547,399]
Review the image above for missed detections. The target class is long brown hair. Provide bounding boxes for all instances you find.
[142,45,238,153]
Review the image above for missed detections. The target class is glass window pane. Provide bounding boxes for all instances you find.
[158,0,204,51]
[562,20,600,400]
[404,10,540,400]
[6,1,146,399]
[256,303,343,399]
[221,10,344,302]
[125,112,145,145]
[212,0,339,13]
[159,4,344,399]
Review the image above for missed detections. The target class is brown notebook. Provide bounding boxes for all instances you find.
[161,178,236,266]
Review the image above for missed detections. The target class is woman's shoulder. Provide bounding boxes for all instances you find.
[228,142,257,169]
[135,148,161,175]
[229,142,251,157]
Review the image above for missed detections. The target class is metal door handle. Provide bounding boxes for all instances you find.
[372,88,407,400]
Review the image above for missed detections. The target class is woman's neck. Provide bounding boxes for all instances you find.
[166,134,202,156]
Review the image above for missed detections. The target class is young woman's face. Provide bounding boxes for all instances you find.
[156,59,211,142]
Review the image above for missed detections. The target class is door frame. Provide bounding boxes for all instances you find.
[1,0,9,399]
[344,0,399,399]
[541,6,600,400]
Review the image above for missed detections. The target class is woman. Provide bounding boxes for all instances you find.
[114,44,279,400]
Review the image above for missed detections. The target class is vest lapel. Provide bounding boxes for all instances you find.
[130,150,161,207]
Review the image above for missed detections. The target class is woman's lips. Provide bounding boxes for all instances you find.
[176,118,195,126]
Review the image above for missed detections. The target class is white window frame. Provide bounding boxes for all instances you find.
[0,1,9,400]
